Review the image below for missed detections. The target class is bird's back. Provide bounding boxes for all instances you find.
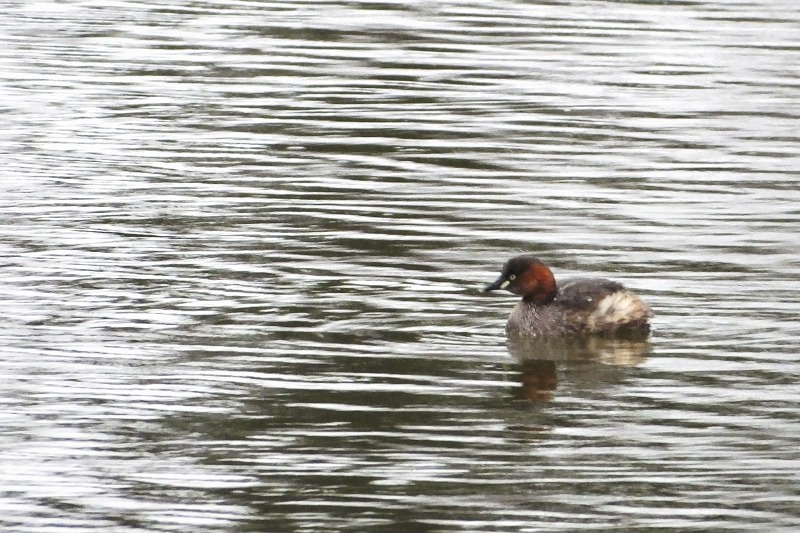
[507,277,652,337]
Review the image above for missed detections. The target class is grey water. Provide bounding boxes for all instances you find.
[1,0,799,531]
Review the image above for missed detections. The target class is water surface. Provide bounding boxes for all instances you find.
[1,0,799,531]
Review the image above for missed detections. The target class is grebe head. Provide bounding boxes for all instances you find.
[484,254,558,304]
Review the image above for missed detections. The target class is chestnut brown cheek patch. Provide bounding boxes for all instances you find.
[516,269,539,293]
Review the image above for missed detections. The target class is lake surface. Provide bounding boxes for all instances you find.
[2,0,799,531]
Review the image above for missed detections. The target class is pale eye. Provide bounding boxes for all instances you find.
[508,274,516,280]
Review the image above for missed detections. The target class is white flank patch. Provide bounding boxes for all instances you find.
[590,292,646,328]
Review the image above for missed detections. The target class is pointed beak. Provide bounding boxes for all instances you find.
[484,275,510,293]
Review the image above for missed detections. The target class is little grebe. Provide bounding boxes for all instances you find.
[484,254,652,337]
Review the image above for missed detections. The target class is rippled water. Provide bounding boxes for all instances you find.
[2,0,800,531]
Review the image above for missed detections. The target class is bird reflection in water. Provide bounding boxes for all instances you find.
[507,334,651,401]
